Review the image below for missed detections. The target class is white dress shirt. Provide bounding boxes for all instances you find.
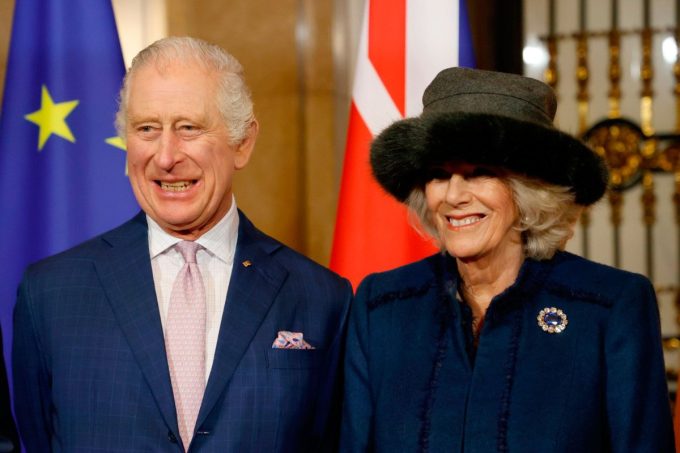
[147,198,239,382]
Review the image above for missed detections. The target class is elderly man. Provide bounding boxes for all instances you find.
[13,37,351,452]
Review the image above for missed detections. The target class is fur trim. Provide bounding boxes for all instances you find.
[370,112,609,206]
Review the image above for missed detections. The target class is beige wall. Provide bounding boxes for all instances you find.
[0,0,14,108]
[167,0,339,265]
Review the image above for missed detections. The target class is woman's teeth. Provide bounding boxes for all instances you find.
[449,215,482,227]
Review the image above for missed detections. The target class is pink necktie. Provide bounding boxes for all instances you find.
[165,241,206,449]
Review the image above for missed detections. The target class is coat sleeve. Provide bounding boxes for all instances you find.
[12,273,53,453]
[340,275,375,452]
[604,274,675,452]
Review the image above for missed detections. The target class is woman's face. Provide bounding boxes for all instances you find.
[425,162,522,262]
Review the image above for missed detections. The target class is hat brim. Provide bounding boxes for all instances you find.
[370,112,609,206]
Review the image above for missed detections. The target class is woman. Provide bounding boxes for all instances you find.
[340,67,674,452]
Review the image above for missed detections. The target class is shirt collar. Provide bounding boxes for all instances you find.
[147,196,239,264]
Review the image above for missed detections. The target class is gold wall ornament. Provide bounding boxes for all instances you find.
[581,117,649,268]
[640,28,655,136]
[674,50,680,131]
[608,0,620,117]
[608,29,621,118]
[654,141,680,173]
[655,141,680,285]
[641,168,657,226]
[608,190,623,226]
[582,118,644,190]
[576,33,590,134]
[641,181,656,280]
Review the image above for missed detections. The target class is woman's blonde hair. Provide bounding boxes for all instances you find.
[405,173,583,260]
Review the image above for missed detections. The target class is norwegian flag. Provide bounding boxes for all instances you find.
[330,0,475,289]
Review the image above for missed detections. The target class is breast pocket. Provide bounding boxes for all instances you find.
[266,348,325,369]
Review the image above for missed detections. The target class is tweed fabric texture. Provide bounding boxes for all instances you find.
[422,66,556,125]
[166,240,206,449]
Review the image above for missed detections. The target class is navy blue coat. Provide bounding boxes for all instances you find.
[341,251,674,452]
[13,211,352,452]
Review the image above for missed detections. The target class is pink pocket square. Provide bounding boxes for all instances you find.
[272,331,315,349]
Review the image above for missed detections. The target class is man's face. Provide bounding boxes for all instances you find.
[125,61,256,239]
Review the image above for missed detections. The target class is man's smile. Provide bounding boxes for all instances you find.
[156,180,197,192]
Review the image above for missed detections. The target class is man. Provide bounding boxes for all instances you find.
[13,37,352,452]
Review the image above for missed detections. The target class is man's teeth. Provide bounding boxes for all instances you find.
[449,216,482,227]
[160,181,193,192]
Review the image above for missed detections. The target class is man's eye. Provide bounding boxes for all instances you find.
[178,124,201,136]
[136,125,160,138]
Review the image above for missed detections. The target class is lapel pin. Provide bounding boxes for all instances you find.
[242,260,252,268]
[537,307,568,334]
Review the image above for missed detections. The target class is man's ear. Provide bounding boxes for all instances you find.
[234,120,259,170]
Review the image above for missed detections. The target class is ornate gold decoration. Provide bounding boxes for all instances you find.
[582,118,644,189]
[609,190,623,227]
[576,33,589,134]
[640,28,654,136]
[608,29,621,118]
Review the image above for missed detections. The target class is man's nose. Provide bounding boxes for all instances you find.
[155,131,181,170]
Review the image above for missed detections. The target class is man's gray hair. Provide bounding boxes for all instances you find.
[115,36,254,145]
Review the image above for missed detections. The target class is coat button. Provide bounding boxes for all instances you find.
[167,431,178,443]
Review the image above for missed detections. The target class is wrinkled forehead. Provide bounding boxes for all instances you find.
[125,62,220,122]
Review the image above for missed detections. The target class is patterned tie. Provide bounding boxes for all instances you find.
[165,241,206,449]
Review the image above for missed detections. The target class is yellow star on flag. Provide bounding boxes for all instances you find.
[24,85,79,151]
[105,136,129,175]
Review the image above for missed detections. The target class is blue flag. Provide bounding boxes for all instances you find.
[0,0,138,387]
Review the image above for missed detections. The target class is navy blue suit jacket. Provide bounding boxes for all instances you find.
[341,251,674,452]
[13,211,352,452]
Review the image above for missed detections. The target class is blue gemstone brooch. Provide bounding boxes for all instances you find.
[537,307,568,334]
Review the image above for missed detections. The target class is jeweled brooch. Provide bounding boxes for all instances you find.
[537,307,568,333]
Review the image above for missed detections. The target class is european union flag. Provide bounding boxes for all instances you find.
[0,0,138,385]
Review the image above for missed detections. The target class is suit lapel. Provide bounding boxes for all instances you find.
[197,211,288,426]
[94,213,179,433]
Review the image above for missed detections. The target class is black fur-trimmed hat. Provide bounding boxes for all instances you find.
[370,67,609,206]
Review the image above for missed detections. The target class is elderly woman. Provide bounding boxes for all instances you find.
[340,67,674,452]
